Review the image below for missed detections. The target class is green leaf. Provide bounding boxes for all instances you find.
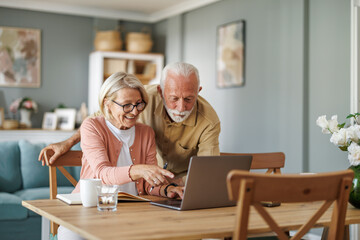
[338,123,346,129]
[339,146,348,151]
[57,103,67,108]
[347,114,355,119]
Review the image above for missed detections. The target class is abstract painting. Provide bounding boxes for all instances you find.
[0,26,41,88]
[217,20,245,88]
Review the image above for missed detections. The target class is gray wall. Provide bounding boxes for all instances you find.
[158,0,351,173]
[308,0,351,172]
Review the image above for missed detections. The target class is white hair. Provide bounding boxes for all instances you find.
[160,62,200,90]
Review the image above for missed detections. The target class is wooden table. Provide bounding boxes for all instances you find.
[22,198,360,240]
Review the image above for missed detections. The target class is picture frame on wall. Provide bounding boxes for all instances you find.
[0,26,41,88]
[42,112,58,130]
[0,107,4,128]
[216,20,246,88]
[55,108,76,130]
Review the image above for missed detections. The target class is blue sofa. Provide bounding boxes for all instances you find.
[0,140,81,240]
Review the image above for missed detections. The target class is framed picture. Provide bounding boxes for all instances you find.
[216,20,246,88]
[55,108,76,130]
[0,107,4,128]
[0,26,41,88]
[42,112,58,130]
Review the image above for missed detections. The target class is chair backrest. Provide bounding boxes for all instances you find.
[44,149,82,236]
[44,149,83,199]
[227,170,354,240]
[220,152,285,174]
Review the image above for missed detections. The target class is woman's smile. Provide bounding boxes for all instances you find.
[106,88,143,130]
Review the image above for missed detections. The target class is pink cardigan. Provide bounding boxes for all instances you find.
[72,116,161,196]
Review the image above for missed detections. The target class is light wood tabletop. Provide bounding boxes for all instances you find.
[22,198,360,240]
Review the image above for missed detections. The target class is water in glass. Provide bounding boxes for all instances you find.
[96,185,118,211]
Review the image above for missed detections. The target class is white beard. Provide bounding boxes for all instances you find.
[164,102,194,123]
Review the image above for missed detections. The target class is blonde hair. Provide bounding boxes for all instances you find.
[98,72,148,120]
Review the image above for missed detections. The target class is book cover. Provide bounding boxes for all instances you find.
[56,193,82,205]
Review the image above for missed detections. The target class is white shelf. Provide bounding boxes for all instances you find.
[88,51,164,114]
[0,129,77,144]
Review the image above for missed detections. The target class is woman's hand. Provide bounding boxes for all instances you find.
[38,141,72,166]
[38,129,80,166]
[165,185,184,199]
[130,164,174,186]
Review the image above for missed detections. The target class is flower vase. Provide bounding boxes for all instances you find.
[19,109,32,128]
[349,165,360,208]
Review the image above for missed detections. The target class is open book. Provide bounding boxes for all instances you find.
[57,193,82,205]
[56,192,150,205]
[118,191,150,202]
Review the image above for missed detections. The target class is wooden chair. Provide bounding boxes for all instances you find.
[227,170,354,240]
[220,152,285,174]
[44,149,82,236]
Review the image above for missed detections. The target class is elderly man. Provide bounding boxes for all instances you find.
[39,62,220,184]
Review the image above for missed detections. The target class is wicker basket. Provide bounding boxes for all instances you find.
[94,30,122,51]
[125,32,153,53]
[3,120,19,129]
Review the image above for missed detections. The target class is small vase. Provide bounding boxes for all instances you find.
[349,165,360,209]
[19,109,32,128]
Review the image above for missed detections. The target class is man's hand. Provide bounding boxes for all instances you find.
[166,186,184,199]
[169,176,185,186]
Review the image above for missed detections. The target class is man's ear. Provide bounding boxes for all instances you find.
[198,86,202,93]
[157,85,163,96]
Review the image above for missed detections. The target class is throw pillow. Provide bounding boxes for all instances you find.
[0,141,22,192]
[19,140,75,189]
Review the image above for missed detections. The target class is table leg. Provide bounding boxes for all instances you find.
[41,217,50,240]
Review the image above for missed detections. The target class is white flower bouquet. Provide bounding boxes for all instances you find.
[316,113,360,166]
[9,97,38,113]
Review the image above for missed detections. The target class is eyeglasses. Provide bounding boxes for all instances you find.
[111,100,146,113]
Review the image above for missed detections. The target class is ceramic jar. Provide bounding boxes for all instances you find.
[19,109,32,128]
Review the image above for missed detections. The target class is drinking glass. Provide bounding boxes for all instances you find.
[96,185,119,211]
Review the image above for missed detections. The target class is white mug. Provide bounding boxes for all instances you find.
[80,178,102,207]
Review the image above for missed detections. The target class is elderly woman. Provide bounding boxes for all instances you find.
[58,72,183,240]
[73,71,183,196]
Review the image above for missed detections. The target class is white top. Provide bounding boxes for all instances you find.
[106,120,138,196]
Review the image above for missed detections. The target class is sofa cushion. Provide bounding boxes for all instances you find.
[0,216,41,240]
[15,186,75,201]
[15,186,75,216]
[19,140,76,189]
[0,192,27,220]
[0,141,22,193]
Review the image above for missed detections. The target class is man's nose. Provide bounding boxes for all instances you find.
[176,100,186,112]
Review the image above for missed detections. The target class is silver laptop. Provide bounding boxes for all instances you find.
[150,155,252,211]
